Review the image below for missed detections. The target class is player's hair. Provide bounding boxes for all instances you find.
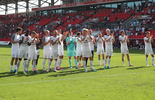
[77,32,81,36]
[16,27,22,32]
[89,29,92,33]
[145,31,150,34]
[25,29,30,34]
[120,30,125,34]
[106,29,110,32]
[31,31,36,34]
[57,29,62,32]
[82,28,88,32]
[45,30,50,33]
[54,30,58,33]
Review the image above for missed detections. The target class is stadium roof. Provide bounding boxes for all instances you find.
[0,0,29,5]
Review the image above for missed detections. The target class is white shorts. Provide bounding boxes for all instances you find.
[28,51,37,60]
[97,49,104,55]
[43,49,51,58]
[50,50,58,59]
[106,49,113,56]
[58,50,64,56]
[11,49,19,58]
[82,51,92,58]
[145,49,154,55]
[36,49,40,55]
[121,48,129,54]
[76,49,82,56]
[18,49,28,59]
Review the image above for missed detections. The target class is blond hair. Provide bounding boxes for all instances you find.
[45,30,50,33]
[106,29,110,32]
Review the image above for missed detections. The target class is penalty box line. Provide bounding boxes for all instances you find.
[0,71,154,86]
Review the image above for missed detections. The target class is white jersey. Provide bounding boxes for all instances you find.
[96,37,104,50]
[42,36,51,50]
[19,34,31,50]
[89,35,94,51]
[29,37,37,52]
[104,35,113,50]
[58,34,64,51]
[11,33,20,50]
[144,37,152,50]
[81,35,91,51]
[76,37,82,51]
[51,36,59,51]
[119,35,128,50]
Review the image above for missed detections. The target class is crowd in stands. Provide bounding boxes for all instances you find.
[0,2,155,49]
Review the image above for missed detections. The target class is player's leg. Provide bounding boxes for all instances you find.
[43,58,46,71]
[47,58,53,72]
[92,50,94,61]
[74,56,79,69]
[35,55,39,70]
[72,50,78,69]
[104,55,108,69]
[82,57,87,72]
[77,56,80,67]
[16,58,21,70]
[10,57,15,72]
[126,54,133,66]
[89,57,96,71]
[102,53,105,65]
[98,54,101,65]
[69,57,72,68]
[79,55,82,66]
[27,59,31,73]
[53,59,58,72]
[58,55,63,69]
[151,54,154,66]
[23,58,28,74]
[145,55,149,66]
[86,57,88,66]
[107,56,111,69]
[122,54,125,66]
[14,58,18,72]
[33,59,38,73]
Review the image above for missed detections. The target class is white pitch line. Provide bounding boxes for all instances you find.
[0,71,154,86]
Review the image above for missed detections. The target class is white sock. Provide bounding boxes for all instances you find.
[58,59,62,68]
[14,65,17,70]
[48,59,51,69]
[105,59,107,66]
[17,60,21,71]
[152,57,154,65]
[108,59,111,66]
[122,61,124,65]
[23,60,27,72]
[43,59,46,70]
[77,62,79,66]
[128,61,131,65]
[102,59,104,64]
[83,61,87,70]
[10,65,13,70]
[33,60,36,70]
[23,61,25,71]
[146,57,148,65]
[27,60,30,71]
[99,59,101,64]
[54,61,57,71]
[89,60,94,70]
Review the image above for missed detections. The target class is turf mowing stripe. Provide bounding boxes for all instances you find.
[0,71,154,86]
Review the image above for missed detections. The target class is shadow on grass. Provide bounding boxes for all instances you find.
[126,66,147,70]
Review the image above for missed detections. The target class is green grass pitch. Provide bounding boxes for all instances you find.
[0,45,155,100]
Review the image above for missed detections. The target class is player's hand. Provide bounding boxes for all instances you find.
[126,35,128,39]
[111,33,114,37]
[26,37,28,41]
[57,37,60,40]
[151,35,153,38]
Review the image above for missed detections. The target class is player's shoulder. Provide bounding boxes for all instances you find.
[104,35,107,38]
[144,37,147,39]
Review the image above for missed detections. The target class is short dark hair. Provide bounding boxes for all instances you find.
[16,27,22,32]
[77,32,81,36]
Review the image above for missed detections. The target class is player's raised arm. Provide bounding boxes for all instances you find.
[111,33,115,42]
[126,36,130,43]
[151,35,154,43]
[36,34,40,43]
[93,37,96,44]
